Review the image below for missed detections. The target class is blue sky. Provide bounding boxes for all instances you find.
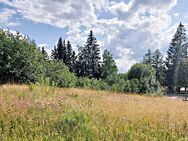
[1,0,188,72]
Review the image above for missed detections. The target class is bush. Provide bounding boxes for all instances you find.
[128,63,160,93]
[0,30,44,83]
[44,61,77,87]
[111,79,126,92]
[76,77,110,90]
[130,79,139,93]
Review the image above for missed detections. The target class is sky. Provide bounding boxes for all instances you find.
[1,0,188,72]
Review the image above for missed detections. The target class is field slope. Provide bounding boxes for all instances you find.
[0,85,188,140]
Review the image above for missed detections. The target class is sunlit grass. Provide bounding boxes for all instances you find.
[0,84,188,140]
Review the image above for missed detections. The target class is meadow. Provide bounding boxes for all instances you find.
[0,84,188,141]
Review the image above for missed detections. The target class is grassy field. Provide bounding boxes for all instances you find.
[0,84,188,140]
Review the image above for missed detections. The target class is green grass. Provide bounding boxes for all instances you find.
[0,84,188,140]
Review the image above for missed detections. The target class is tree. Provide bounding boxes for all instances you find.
[51,45,58,60]
[101,49,117,79]
[128,63,159,93]
[51,37,67,62]
[143,49,153,65]
[41,47,49,61]
[44,60,77,87]
[165,23,188,93]
[76,46,86,77]
[0,29,44,83]
[152,49,165,85]
[66,40,77,72]
[178,58,188,91]
[76,30,101,78]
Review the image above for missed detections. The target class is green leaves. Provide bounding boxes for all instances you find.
[128,63,159,93]
[165,23,188,93]
[0,29,44,83]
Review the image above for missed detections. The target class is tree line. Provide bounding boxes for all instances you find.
[0,23,188,94]
[142,23,188,94]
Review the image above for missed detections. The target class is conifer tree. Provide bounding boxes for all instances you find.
[51,37,67,62]
[66,40,77,72]
[87,30,101,78]
[101,49,118,79]
[152,49,165,84]
[76,30,101,78]
[51,45,58,60]
[41,47,49,61]
[166,23,188,93]
[143,49,153,65]
[56,37,64,60]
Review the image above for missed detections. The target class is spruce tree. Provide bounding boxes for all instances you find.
[66,40,77,72]
[51,37,67,63]
[143,49,153,65]
[76,46,87,77]
[166,23,188,93]
[178,58,188,91]
[101,49,118,79]
[56,37,63,60]
[77,30,101,78]
[41,47,49,61]
[87,30,101,78]
[62,40,67,63]
[51,45,58,60]
[152,49,165,84]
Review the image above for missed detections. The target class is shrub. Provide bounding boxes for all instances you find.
[128,63,160,93]
[0,30,44,84]
[76,77,110,90]
[44,61,77,87]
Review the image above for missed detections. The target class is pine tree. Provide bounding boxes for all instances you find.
[41,47,49,61]
[76,46,86,77]
[178,58,188,91]
[51,45,58,60]
[101,49,118,79]
[166,23,188,93]
[152,49,165,84]
[71,51,77,72]
[76,30,101,78]
[62,40,67,63]
[66,40,77,72]
[56,37,63,60]
[143,49,153,65]
[87,30,101,78]
[51,37,67,62]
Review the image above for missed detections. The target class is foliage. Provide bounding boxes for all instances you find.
[101,49,118,79]
[165,23,188,93]
[178,58,188,89]
[128,63,160,93]
[143,49,153,65]
[152,49,165,85]
[44,61,77,87]
[76,30,101,79]
[0,29,44,84]
[76,77,110,90]
[41,46,49,61]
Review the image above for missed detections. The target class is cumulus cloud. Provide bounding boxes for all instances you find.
[0,8,19,26]
[0,0,180,72]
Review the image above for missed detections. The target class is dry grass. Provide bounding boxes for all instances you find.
[0,84,188,140]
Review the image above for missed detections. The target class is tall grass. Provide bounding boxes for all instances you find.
[0,84,188,140]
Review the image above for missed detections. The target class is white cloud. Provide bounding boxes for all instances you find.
[0,8,19,26]
[10,0,98,29]
[174,13,179,17]
[0,0,180,72]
